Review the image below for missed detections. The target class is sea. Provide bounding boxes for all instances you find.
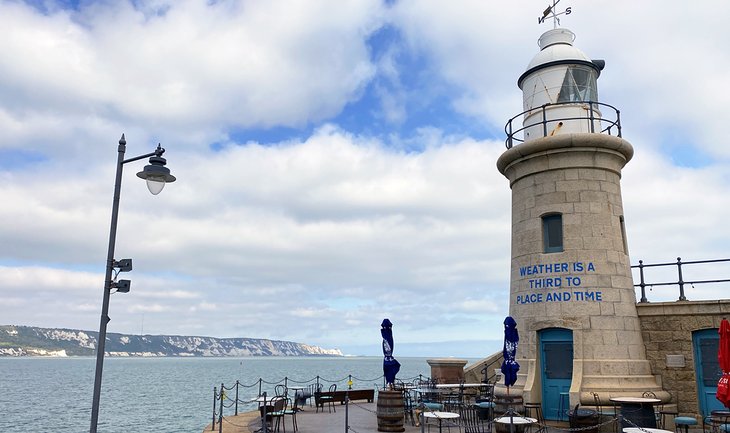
[0,356,471,433]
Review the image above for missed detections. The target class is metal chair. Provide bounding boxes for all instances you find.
[460,404,490,433]
[705,411,730,433]
[591,392,618,433]
[260,397,287,432]
[403,387,417,426]
[275,384,287,398]
[283,396,299,432]
[642,391,661,427]
[316,383,337,413]
[524,402,547,433]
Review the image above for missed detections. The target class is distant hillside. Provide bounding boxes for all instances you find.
[0,325,342,357]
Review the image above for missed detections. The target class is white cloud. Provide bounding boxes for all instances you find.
[1,0,729,354]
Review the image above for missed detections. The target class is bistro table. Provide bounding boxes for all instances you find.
[610,397,661,429]
[435,383,485,388]
[623,428,673,433]
[423,411,460,433]
[494,415,536,433]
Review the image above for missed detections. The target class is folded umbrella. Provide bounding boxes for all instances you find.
[381,318,401,386]
[501,316,520,389]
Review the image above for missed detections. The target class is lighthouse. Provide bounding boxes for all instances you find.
[496,25,669,419]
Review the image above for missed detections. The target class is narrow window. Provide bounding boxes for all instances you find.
[543,214,563,253]
[619,215,629,255]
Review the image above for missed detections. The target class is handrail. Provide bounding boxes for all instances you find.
[632,257,730,303]
[480,355,503,384]
[504,100,622,149]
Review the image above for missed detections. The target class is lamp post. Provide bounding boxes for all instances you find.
[89,134,176,433]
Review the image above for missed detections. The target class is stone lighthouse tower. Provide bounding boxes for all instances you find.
[496,27,668,419]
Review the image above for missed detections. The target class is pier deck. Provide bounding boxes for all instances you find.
[202,402,571,433]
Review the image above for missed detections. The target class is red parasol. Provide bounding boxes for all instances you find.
[717,318,730,408]
[720,318,730,372]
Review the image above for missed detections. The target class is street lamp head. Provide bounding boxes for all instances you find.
[136,145,176,195]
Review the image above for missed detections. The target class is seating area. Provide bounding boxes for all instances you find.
[246,382,727,433]
[400,378,503,432]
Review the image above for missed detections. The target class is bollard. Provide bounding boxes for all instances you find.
[212,387,217,431]
[219,383,224,433]
[235,380,239,415]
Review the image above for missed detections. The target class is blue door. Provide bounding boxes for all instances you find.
[693,328,723,416]
[540,328,573,420]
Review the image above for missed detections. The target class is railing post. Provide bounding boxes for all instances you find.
[677,257,687,301]
[507,120,513,149]
[218,383,224,433]
[638,260,648,303]
[542,104,548,138]
[261,392,268,433]
[212,386,217,431]
[588,101,596,133]
[344,389,350,433]
[616,109,622,137]
[258,378,262,396]
[235,380,239,415]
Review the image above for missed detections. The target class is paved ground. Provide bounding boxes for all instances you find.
[202,402,577,433]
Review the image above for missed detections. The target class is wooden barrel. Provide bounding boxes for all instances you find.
[377,390,405,432]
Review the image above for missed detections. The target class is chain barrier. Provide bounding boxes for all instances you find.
[220,415,260,429]
[210,372,411,430]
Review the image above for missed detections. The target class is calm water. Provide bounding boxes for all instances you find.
[0,356,454,433]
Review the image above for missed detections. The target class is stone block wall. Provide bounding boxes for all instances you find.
[636,300,730,421]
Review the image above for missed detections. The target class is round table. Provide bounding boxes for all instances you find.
[494,416,537,424]
[610,397,661,429]
[623,428,673,433]
[423,411,460,433]
[494,415,536,433]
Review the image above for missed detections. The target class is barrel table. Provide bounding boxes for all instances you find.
[377,390,405,432]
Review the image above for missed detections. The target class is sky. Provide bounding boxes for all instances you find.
[2,0,730,358]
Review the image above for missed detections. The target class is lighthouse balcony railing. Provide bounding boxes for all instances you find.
[504,100,622,149]
[632,257,730,303]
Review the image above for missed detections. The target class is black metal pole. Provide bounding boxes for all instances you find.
[677,257,687,301]
[212,387,217,431]
[219,383,224,433]
[638,260,648,303]
[235,380,239,415]
[90,135,127,433]
[344,391,349,433]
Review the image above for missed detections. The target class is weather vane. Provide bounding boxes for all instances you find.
[538,0,572,28]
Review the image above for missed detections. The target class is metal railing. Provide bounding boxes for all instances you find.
[210,373,428,432]
[632,257,730,303]
[480,355,503,384]
[504,100,622,149]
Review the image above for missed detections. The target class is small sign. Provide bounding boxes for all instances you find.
[666,354,686,368]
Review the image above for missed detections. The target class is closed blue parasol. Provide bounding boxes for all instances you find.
[501,316,520,388]
[381,318,401,386]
